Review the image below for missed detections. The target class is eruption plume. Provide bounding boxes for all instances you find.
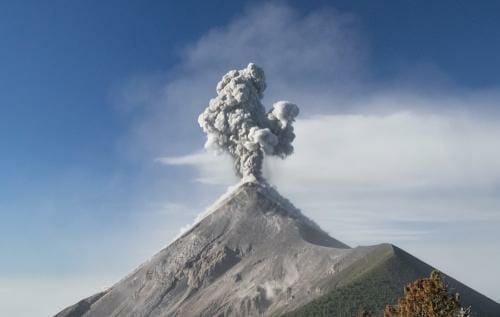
[198,63,299,179]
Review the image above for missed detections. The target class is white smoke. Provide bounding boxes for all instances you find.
[198,63,299,179]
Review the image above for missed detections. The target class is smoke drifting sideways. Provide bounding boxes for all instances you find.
[198,63,299,180]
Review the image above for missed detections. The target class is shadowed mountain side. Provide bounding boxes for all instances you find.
[283,244,500,317]
[55,182,500,316]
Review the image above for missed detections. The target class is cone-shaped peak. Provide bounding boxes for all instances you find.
[181,179,349,250]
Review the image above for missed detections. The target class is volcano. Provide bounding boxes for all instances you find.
[56,181,500,316]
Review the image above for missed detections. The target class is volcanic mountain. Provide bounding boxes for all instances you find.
[56,181,500,316]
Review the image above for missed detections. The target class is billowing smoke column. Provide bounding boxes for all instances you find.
[198,63,299,179]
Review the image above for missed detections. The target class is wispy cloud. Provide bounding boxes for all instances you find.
[168,111,500,190]
[268,111,500,190]
[156,151,236,185]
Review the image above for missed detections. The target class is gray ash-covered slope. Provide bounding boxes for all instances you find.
[56,181,500,317]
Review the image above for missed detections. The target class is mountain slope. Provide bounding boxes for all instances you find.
[284,244,500,316]
[56,181,500,316]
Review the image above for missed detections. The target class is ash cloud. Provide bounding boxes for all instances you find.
[198,63,299,179]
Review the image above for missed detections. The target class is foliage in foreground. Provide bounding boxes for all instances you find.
[382,270,470,317]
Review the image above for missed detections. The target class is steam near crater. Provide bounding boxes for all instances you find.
[198,63,299,179]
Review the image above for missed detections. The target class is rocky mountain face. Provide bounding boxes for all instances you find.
[56,181,500,316]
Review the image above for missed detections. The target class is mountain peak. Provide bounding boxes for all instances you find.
[183,180,348,250]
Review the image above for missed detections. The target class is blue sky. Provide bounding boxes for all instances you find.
[1,1,500,315]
